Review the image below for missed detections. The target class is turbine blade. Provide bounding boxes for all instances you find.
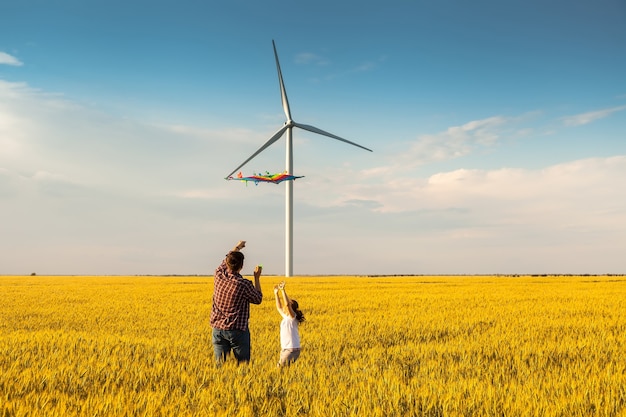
[225,125,289,178]
[293,122,373,152]
[273,40,292,121]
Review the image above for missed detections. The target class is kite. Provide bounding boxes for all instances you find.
[226,171,304,185]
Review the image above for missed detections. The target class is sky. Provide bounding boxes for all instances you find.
[1,0,625,276]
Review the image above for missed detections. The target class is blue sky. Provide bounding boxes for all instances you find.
[1,0,625,275]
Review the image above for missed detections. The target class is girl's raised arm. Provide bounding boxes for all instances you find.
[274,285,284,314]
[280,287,296,318]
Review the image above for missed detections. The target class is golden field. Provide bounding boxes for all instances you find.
[1,275,625,416]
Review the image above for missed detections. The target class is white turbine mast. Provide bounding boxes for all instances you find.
[226,40,372,277]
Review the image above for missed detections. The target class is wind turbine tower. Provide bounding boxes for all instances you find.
[226,40,372,276]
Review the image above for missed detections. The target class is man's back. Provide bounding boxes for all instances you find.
[211,260,263,332]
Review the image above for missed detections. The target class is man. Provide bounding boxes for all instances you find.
[211,240,263,364]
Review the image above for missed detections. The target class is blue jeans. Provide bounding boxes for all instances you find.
[212,328,251,364]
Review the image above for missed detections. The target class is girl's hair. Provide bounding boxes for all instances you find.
[290,300,305,323]
[226,251,244,273]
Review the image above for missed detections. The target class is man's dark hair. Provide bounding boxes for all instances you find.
[226,251,244,273]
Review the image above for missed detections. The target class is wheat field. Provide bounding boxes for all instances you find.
[1,275,625,416]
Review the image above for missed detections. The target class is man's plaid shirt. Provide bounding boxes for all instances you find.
[210,260,263,331]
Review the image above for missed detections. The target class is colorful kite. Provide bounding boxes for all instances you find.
[226,171,304,185]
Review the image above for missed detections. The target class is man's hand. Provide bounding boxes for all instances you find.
[254,264,262,279]
[253,265,263,293]
[233,241,246,252]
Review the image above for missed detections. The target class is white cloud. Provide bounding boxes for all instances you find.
[333,156,626,214]
[561,105,626,126]
[292,155,626,274]
[0,80,244,189]
[0,78,304,275]
[295,52,329,66]
[0,52,23,66]
[299,52,385,81]
[400,115,526,168]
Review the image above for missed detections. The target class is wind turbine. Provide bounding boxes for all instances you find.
[226,40,372,277]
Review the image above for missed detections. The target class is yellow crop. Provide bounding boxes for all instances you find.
[1,275,625,416]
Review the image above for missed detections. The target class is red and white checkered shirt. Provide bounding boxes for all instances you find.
[210,260,263,331]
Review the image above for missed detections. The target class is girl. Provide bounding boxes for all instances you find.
[274,281,305,367]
